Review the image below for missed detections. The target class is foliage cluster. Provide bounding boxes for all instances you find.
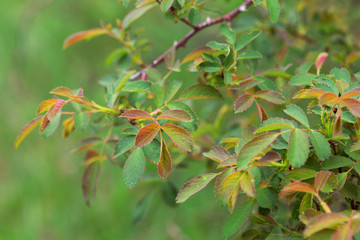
[15,0,360,239]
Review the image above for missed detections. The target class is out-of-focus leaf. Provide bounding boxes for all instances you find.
[132,193,154,225]
[37,99,58,115]
[257,188,277,209]
[223,201,253,239]
[47,99,66,121]
[266,0,280,23]
[123,148,146,189]
[62,116,75,138]
[164,79,182,103]
[254,90,284,104]
[304,213,349,238]
[74,112,89,131]
[203,146,231,163]
[333,110,342,137]
[236,30,261,51]
[220,24,236,45]
[160,0,174,12]
[50,87,75,98]
[63,28,107,49]
[315,52,328,75]
[122,81,152,93]
[314,171,331,193]
[199,62,223,72]
[350,141,360,152]
[14,116,42,149]
[181,46,215,64]
[82,162,101,206]
[123,3,156,29]
[240,171,256,197]
[341,98,360,118]
[188,8,200,25]
[331,68,351,83]
[237,51,263,60]
[42,112,61,139]
[152,83,164,108]
[176,173,219,203]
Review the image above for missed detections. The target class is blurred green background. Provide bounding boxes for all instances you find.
[1,1,242,239]
[2,0,360,239]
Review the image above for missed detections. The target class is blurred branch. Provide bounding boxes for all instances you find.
[131,0,253,79]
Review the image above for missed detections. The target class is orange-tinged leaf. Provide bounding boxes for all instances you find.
[158,138,172,179]
[341,98,360,117]
[47,99,66,121]
[62,116,75,138]
[37,99,58,115]
[340,87,360,99]
[234,94,254,113]
[63,28,107,49]
[279,180,316,200]
[315,52,328,75]
[314,171,331,193]
[319,92,338,105]
[331,225,353,240]
[304,213,349,238]
[254,90,284,104]
[14,116,42,149]
[240,171,256,198]
[84,150,106,165]
[294,88,325,99]
[120,109,155,120]
[220,171,243,203]
[135,123,160,147]
[181,46,217,64]
[157,109,192,122]
[161,124,193,152]
[40,114,50,132]
[50,87,75,98]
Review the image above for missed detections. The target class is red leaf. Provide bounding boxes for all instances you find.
[279,180,316,200]
[157,109,192,122]
[256,103,268,122]
[50,87,75,98]
[341,98,360,117]
[40,114,50,132]
[340,87,360,99]
[319,92,338,105]
[47,99,66,121]
[37,99,58,115]
[135,123,160,147]
[161,124,193,152]
[120,109,155,120]
[315,52,328,74]
[63,28,107,49]
[14,116,42,149]
[234,94,254,113]
[333,109,342,137]
[158,138,172,179]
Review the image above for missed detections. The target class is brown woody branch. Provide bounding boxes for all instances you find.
[131,0,253,79]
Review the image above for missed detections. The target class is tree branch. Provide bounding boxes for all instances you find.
[131,0,253,79]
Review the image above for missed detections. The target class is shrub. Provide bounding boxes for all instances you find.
[15,0,360,239]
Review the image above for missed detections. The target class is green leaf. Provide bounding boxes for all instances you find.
[161,124,193,152]
[236,30,261,51]
[350,141,360,152]
[322,156,354,170]
[74,112,89,131]
[160,0,174,12]
[122,81,152,93]
[179,84,222,100]
[331,67,351,83]
[266,0,280,24]
[132,193,154,225]
[142,138,161,164]
[220,24,236,45]
[223,201,253,239]
[290,73,316,86]
[115,70,135,92]
[42,113,61,139]
[164,79,182,103]
[203,146,231,163]
[224,70,232,84]
[176,173,219,203]
[256,118,294,133]
[199,62,223,72]
[237,51,263,60]
[286,168,317,181]
[188,8,200,25]
[152,83,164,108]
[284,104,310,129]
[113,136,135,159]
[237,132,280,170]
[123,148,146,189]
[257,188,278,209]
[123,3,156,29]
[240,172,256,197]
[288,128,309,168]
[214,168,236,207]
[309,130,331,160]
[254,90,284,104]
[167,101,198,131]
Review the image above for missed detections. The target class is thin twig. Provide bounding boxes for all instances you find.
[131,0,253,79]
